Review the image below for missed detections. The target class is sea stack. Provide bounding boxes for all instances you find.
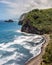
[5,19,14,22]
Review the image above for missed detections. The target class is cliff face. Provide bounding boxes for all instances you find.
[21,20,46,35]
[18,13,26,25]
[21,24,41,34]
[18,8,52,35]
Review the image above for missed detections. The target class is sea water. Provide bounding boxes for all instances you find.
[0,21,44,65]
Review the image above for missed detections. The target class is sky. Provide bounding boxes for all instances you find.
[0,0,52,20]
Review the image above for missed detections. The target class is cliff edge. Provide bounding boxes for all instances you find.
[18,8,52,35]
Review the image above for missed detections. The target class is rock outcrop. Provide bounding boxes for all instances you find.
[5,19,14,22]
[21,20,45,35]
[18,13,26,25]
[18,8,52,35]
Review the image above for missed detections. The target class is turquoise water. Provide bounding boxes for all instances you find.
[0,21,33,65]
[0,21,44,65]
[0,21,21,43]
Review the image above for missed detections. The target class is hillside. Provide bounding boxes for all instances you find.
[18,8,52,65]
[19,8,52,34]
[41,34,52,65]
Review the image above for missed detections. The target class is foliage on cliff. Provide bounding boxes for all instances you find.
[41,34,52,65]
[21,8,52,34]
[19,8,52,65]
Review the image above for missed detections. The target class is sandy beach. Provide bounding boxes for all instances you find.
[25,34,50,65]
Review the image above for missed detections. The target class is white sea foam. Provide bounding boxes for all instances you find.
[0,31,45,65]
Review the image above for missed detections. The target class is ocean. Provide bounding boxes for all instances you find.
[0,20,45,65]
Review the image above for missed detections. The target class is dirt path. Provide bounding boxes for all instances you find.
[25,34,50,65]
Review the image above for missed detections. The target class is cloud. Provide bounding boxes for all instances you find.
[0,0,18,8]
[0,0,52,20]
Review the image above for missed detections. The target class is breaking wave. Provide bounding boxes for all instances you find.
[0,30,45,65]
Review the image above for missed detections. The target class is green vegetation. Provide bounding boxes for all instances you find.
[41,34,52,65]
[22,8,52,65]
[23,8,52,34]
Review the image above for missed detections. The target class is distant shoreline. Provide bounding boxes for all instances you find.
[25,34,50,65]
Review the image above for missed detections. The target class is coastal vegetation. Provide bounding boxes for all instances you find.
[41,34,52,65]
[19,8,52,34]
[18,8,52,65]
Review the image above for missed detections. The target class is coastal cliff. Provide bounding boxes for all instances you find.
[18,8,52,35]
[19,9,52,65]
[18,13,26,25]
[18,8,52,65]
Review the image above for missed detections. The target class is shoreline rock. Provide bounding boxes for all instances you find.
[5,19,14,22]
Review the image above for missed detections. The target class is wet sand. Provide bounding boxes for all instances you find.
[25,34,50,65]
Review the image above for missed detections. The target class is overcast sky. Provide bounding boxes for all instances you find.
[0,0,52,20]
